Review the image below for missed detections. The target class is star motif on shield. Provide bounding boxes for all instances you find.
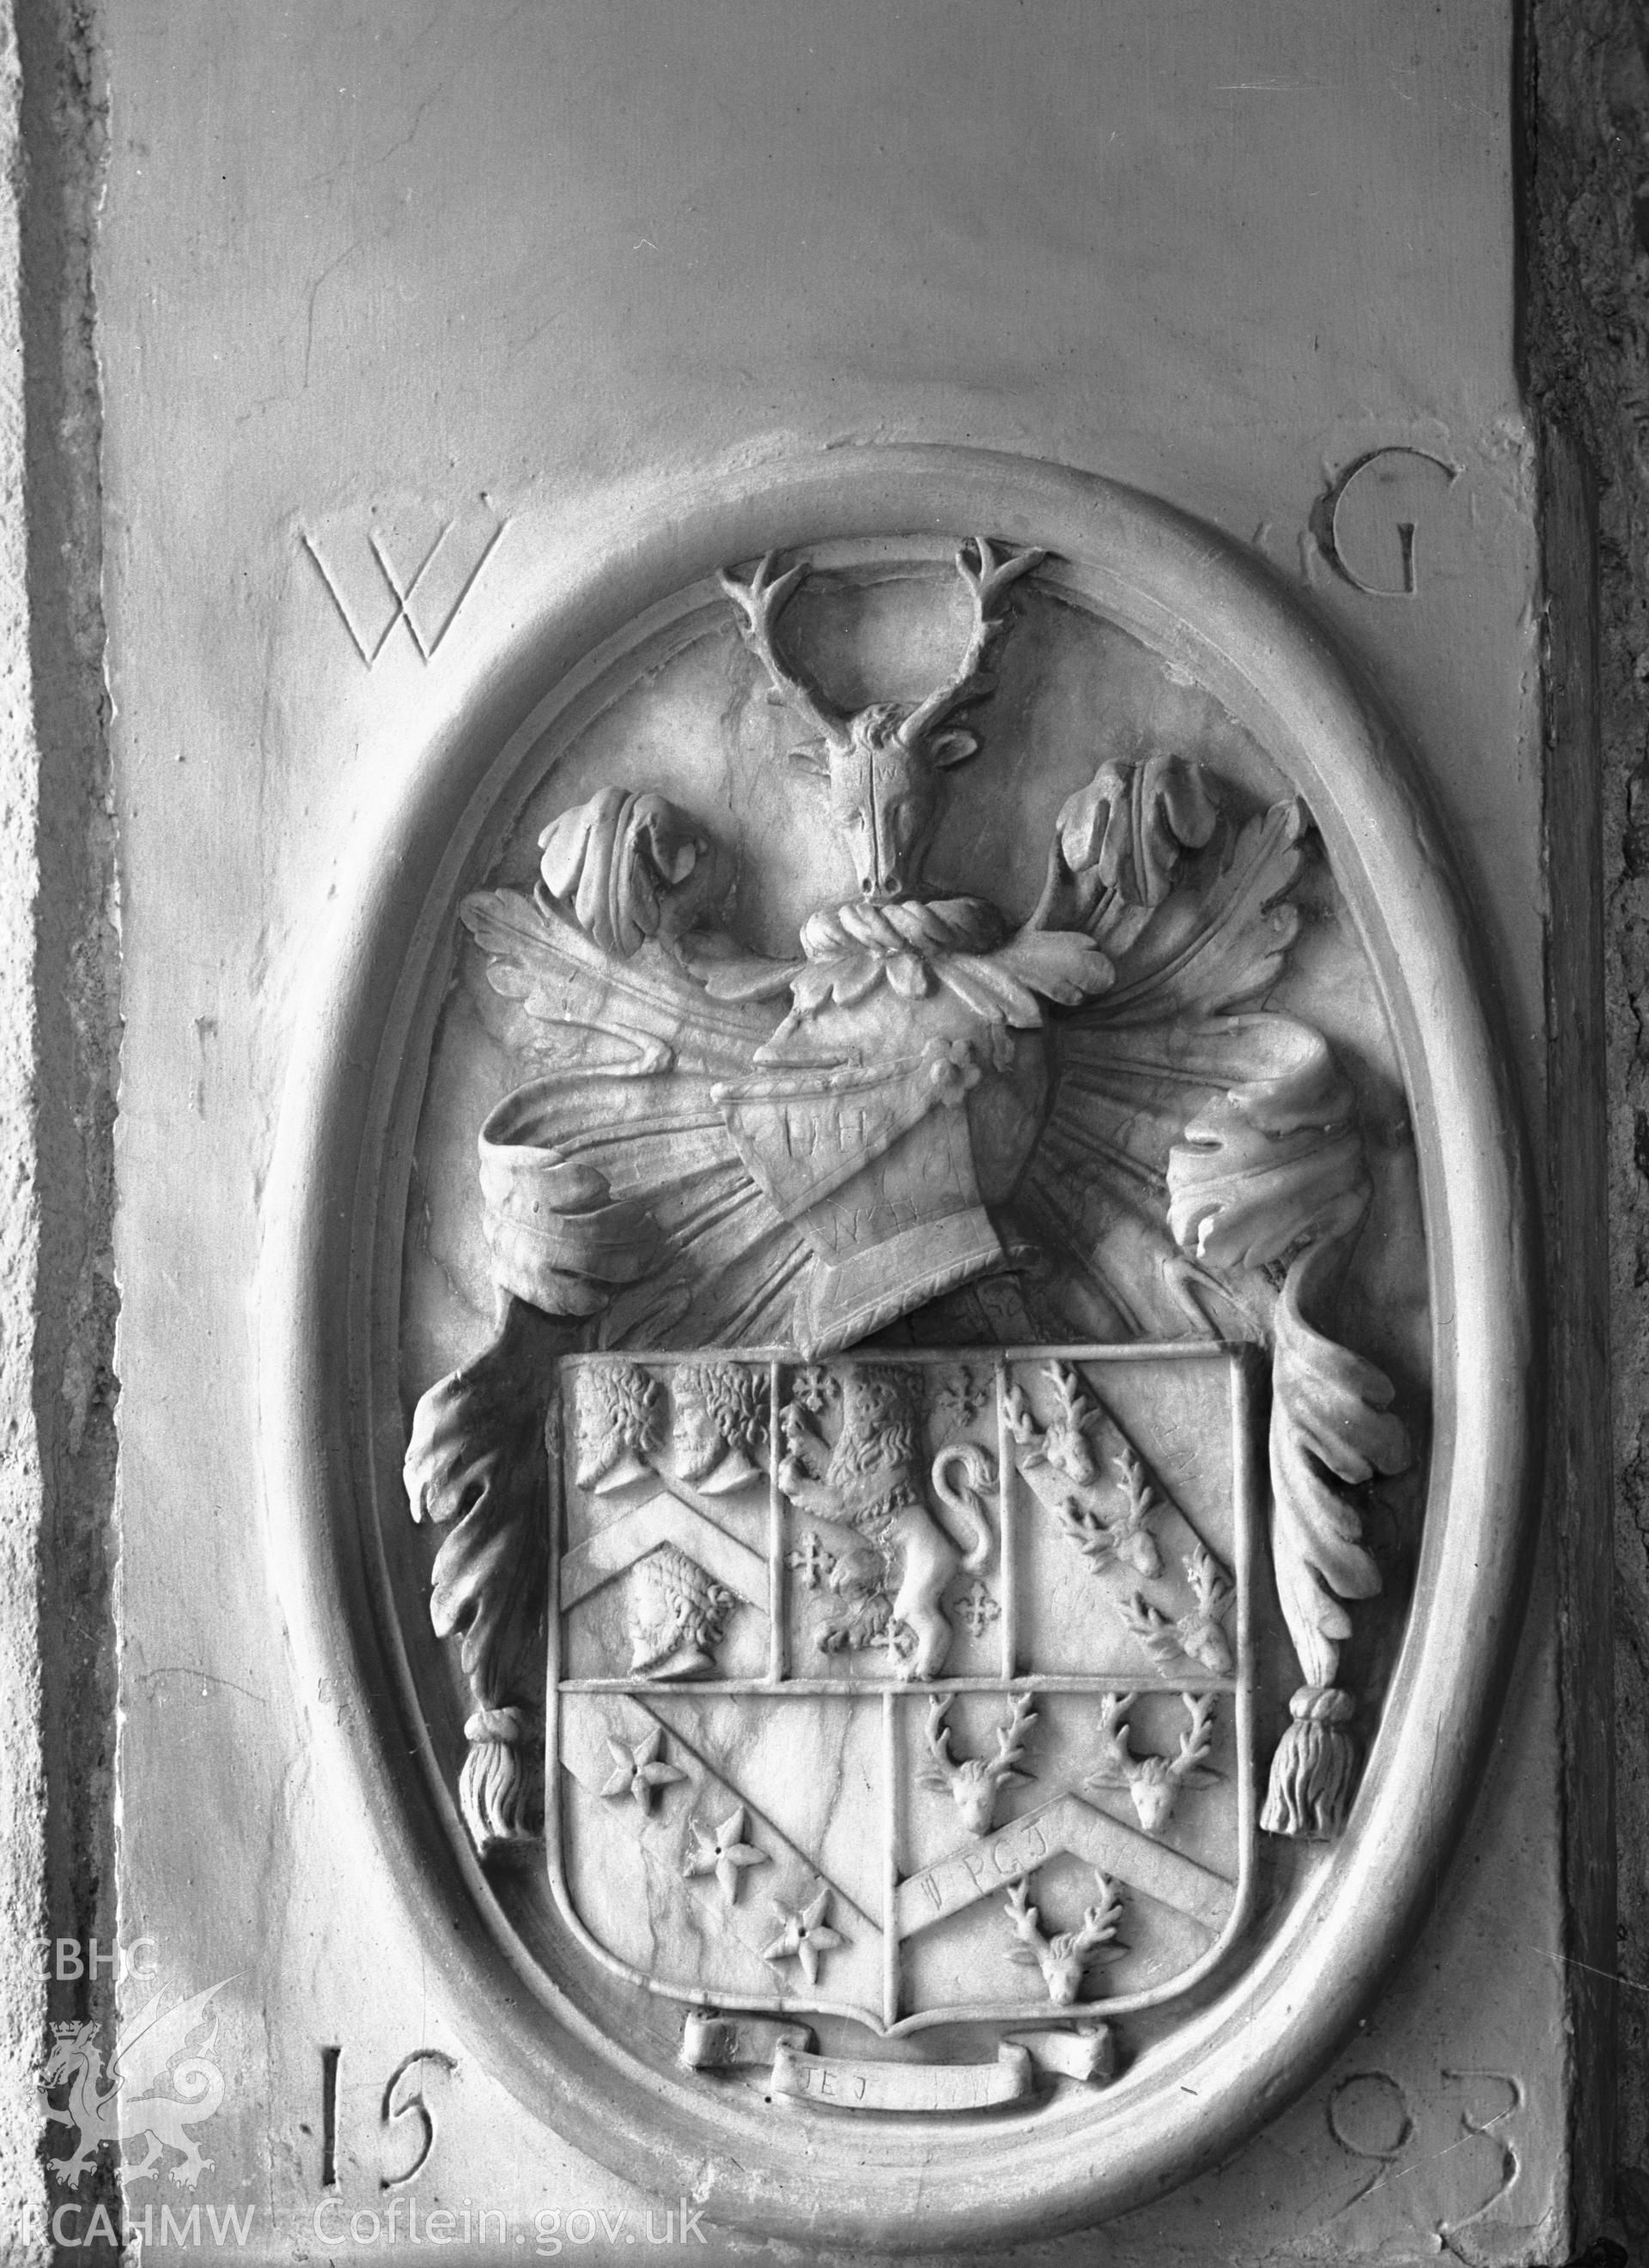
[600,1726,687,1812]
[761,1885,846,1985]
[682,1805,770,1904]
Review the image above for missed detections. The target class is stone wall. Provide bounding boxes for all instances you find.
[2,0,115,2259]
[1531,0,1649,2230]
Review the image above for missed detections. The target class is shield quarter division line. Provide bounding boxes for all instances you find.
[995,1350,1017,1681]
[882,1691,899,2027]
[768,1356,786,1681]
[557,1673,1239,1694]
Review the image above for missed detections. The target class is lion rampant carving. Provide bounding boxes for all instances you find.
[779,1362,996,1679]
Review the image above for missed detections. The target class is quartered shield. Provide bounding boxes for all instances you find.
[548,1343,1258,2077]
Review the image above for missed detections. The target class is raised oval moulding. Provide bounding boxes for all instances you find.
[259,447,1536,2251]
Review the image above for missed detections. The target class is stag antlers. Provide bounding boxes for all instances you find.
[918,1692,1037,1838]
[1086,1693,1220,1836]
[717,537,1046,763]
[718,551,845,756]
[1051,1445,1165,1582]
[898,538,1049,750]
[1002,1874,1124,2006]
[1119,1545,1236,1676]
[1004,1360,1107,1490]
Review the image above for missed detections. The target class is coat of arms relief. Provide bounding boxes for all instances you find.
[399,536,1423,2107]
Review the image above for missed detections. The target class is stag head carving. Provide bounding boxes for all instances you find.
[1003,1873,1124,2007]
[919,1692,1037,1839]
[719,538,1046,905]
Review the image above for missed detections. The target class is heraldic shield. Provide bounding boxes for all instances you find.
[548,1343,1258,2090]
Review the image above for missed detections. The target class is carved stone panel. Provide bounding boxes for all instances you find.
[261,453,1531,2251]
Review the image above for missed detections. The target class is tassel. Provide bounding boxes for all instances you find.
[459,1706,543,1858]
[1261,1686,1358,1839]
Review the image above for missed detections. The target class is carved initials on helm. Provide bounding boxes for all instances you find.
[719,538,1046,905]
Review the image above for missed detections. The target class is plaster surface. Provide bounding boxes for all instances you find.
[94,3,1580,2260]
